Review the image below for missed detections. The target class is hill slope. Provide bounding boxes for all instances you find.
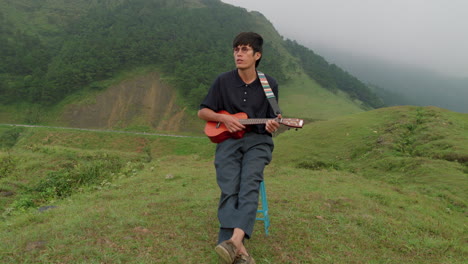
[0,0,381,131]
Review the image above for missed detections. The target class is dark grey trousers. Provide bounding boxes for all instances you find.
[215,132,274,243]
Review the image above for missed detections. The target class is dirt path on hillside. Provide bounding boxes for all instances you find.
[1,123,204,139]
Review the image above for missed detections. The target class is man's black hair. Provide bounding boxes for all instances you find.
[233,32,263,67]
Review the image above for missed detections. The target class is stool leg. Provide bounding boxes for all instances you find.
[256,181,270,235]
[261,181,270,235]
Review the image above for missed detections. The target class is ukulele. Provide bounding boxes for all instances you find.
[204,110,304,143]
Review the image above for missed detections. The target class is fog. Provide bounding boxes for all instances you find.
[221,0,468,78]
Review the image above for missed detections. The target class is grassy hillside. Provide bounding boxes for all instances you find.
[280,72,366,121]
[0,67,368,133]
[275,106,467,213]
[0,106,466,263]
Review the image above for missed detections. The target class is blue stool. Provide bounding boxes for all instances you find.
[256,181,270,235]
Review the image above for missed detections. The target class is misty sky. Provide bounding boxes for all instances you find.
[221,0,468,78]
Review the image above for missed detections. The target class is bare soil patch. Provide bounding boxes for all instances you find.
[61,72,189,132]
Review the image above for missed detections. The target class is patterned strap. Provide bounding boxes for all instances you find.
[258,71,275,99]
[257,71,282,115]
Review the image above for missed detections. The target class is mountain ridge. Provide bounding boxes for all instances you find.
[310,45,468,113]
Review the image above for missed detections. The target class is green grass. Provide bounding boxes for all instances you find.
[0,106,466,263]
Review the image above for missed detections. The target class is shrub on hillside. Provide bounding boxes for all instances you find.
[0,154,16,178]
[34,160,122,199]
[0,127,24,149]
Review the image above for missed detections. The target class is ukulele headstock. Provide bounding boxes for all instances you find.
[280,118,304,128]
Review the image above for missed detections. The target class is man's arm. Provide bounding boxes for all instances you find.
[198,108,245,133]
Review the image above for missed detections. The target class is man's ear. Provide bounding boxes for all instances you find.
[255,52,262,61]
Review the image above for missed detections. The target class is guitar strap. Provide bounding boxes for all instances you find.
[257,71,282,115]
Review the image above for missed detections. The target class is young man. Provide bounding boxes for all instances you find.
[198,32,281,264]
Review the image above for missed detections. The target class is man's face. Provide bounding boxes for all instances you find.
[233,45,261,70]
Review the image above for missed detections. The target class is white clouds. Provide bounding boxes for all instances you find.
[221,0,468,77]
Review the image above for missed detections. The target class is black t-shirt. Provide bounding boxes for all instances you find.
[200,69,279,135]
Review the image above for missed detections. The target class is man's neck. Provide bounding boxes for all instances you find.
[237,68,257,84]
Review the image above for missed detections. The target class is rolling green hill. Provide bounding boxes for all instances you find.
[0,0,381,131]
[1,1,466,263]
[0,106,466,263]
[275,106,467,199]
